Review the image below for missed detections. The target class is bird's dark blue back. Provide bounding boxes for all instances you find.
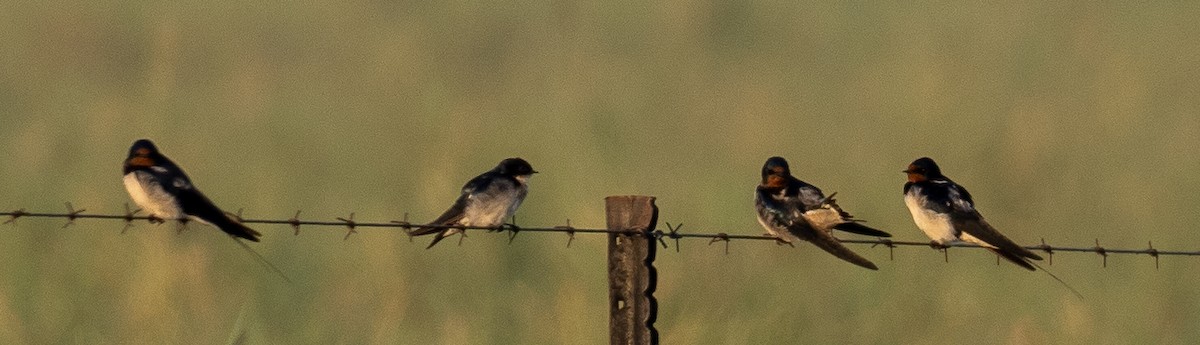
[905,178,975,215]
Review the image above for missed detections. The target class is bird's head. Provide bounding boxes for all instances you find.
[903,157,942,183]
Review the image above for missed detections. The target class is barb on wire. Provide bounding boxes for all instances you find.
[337,213,357,240]
[1,208,1198,268]
[390,213,414,242]
[1039,238,1054,265]
[708,233,731,255]
[929,241,950,263]
[555,219,576,248]
[662,223,683,253]
[1094,239,1108,268]
[62,203,85,228]
[289,210,302,236]
[1147,241,1159,269]
[870,238,896,261]
[4,209,25,225]
[121,203,140,234]
[505,221,520,245]
[652,230,668,249]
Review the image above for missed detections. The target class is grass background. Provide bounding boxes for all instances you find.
[2,1,1199,344]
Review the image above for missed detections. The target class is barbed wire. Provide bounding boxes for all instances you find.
[1,203,1196,268]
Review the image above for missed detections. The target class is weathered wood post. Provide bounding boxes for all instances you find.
[606,195,659,345]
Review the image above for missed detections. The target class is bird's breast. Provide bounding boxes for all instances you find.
[123,172,183,220]
[903,189,959,244]
[754,193,797,242]
[462,188,522,227]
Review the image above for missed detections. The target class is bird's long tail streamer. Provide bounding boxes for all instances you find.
[231,237,293,284]
[1029,261,1082,300]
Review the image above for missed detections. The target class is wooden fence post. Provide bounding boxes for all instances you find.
[606,195,659,345]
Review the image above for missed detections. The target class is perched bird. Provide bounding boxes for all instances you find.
[123,139,261,242]
[902,157,1043,270]
[755,156,881,270]
[410,158,537,248]
[122,139,291,282]
[763,157,891,239]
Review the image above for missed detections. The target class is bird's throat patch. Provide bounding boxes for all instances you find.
[127,156,155,167]
[906,172,925,183]
[765,175,787,187]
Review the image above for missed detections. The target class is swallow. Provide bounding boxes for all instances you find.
[410,158,537,248]
[760,156,892,238]
[902,157,1043,270]
[122,139,261,242]
[755,156,881,270]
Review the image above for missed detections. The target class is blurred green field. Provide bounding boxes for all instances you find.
[2,1,1200,344]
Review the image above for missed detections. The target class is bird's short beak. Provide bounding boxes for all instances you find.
[531,170,539,174]
[902,169,913,173]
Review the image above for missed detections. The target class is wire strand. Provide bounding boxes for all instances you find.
[2,207,1197,260]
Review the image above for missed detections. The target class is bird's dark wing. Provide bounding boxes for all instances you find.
[986,247,1036,271]
[951,215,1042,261]
[831,222,892,238]
[789,177,826,211]
[905,180,962,215]
[788,219,879,270]
[410,193,468,237]
[937,180,1040,260]
[806,192,892,238]
[410,175,487,237]
[177,186,261,242]
[949,180,975,208]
